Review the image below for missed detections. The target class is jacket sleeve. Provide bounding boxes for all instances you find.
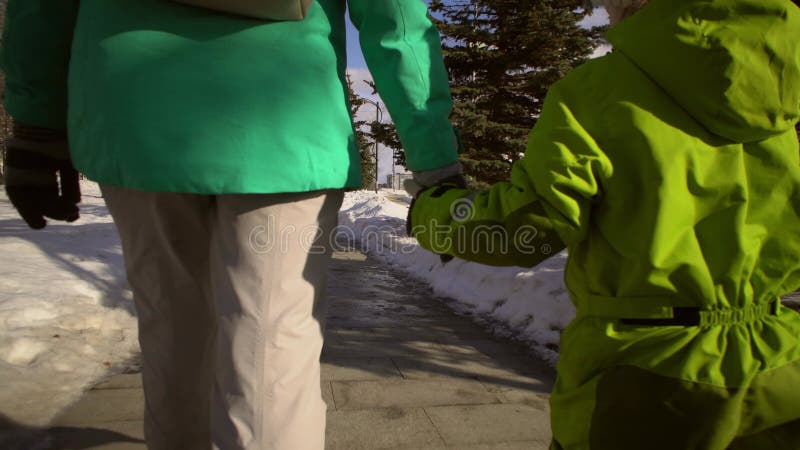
[410,84,612,267]
[1,0,80,129]
[348,0,459,172]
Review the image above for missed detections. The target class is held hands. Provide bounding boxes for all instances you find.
[405,162,467,263]
[4,123,81,229]
[403,162,466,198]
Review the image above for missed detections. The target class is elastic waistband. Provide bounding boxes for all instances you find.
[581,296,781,327]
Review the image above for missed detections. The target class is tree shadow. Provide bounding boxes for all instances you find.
[46,425,146,450]
[0,203,134,315]
[321,242,556,394]
[0,413,144,450]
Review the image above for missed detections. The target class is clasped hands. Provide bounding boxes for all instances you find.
[404,162,468,263]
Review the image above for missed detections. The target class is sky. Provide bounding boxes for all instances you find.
[344,5,610,183]
[345,14,368,70]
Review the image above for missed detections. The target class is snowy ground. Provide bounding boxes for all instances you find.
[338,190,573,363]
[0,182,139,429]
[0,183,571,431]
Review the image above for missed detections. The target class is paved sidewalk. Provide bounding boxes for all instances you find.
[47,250,555,449]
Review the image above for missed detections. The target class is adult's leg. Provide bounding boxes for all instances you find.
[102,185,216,450]
[209,190,344,450]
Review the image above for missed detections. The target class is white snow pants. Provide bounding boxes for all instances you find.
[101,185,344,450]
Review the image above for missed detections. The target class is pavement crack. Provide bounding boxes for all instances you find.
[421,407,448,446]
[389,357,407,379]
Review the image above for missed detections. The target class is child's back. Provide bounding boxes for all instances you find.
[410,0,800,448]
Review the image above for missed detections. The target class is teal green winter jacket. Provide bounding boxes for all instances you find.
[1,0,459,193]
[412,0,800,447]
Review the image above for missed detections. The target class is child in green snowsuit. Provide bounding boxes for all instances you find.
[408,0,800,448]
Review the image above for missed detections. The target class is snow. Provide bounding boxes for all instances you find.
[338,189,574,364]
[0,183,573,429]
[0,181,138,427]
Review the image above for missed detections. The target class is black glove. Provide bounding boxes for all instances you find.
[4,123,81,229]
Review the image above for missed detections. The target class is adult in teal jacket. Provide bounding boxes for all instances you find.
[3,0,459,193]
[409,0,800,448]
[2,1,460,449]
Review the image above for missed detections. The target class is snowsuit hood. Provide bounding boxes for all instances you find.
[607,0,800,142]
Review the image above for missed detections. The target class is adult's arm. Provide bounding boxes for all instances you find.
[1,0,80,129]
[348,0,459,172]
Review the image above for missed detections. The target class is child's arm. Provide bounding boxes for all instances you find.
[409,163,566,267]
[409,85,612,267]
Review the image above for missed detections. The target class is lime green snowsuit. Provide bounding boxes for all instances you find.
[411,0,800,448]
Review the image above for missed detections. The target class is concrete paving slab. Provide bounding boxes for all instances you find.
[483,383,552,410]
[391,355,552,394]
[432,339,531,357]
[322,381,336,410]
[322,334,449,359]
[0,428,52,450]
[53,389,144,426]
[44,250,556,449]
[456,440,551,450]
[327,313,455,330]
[469,354,555,388]
[48,420,145,450]
[94,374,142,390]
[325,408,445,450]
[325,327,379,339]
[367,325,490,342]
[321,356,403,381]
[424,404,551,447]
[331,378,500,410]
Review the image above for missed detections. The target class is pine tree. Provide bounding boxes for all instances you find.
[370,121,404,168]
[429,0,600,187]
[362,81,405,168]
[346,75,376,189]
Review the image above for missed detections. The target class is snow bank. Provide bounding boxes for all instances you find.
[338,190,574,363]
[0,182,138,427]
